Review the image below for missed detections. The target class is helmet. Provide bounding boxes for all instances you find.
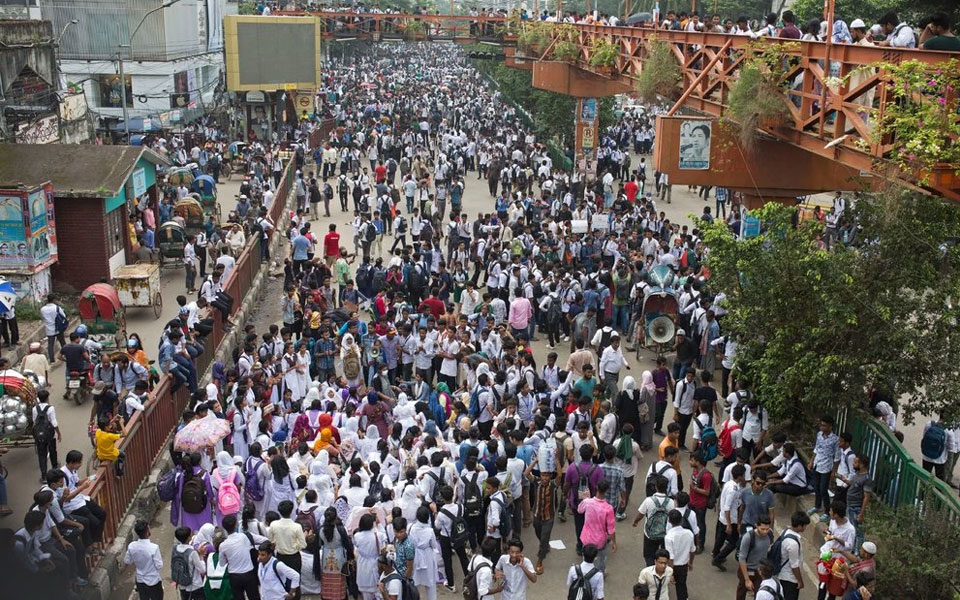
[75,324,88,337]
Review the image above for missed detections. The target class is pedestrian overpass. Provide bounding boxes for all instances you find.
[277,11,959,203]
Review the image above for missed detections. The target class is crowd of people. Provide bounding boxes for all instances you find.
[5,31,902,600]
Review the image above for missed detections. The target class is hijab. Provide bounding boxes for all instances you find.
[397,483,420,522]
[216,450,235,480]
[340,333,358,358]
[313,428,335,453]
[191,523,216,553]
[832,19,852,43]
[640,371,656,394]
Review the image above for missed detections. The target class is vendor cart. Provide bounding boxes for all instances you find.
[78,283,126,353]
[114,263,163,318]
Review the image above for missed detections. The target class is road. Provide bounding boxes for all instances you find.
[131,154,817,599]
[1,176,244,519]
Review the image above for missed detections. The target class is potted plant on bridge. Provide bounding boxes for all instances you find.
[518,22,552,58]
[726,42,796,151]
[552,39,580,63]
[405,20,428,41]
[589,38,619,75]
[636,38,681,102]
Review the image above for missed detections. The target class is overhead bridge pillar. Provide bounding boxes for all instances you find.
[653,115,873,200]
[530,61,633,97]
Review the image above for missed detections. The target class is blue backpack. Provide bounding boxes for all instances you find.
[157,468,178,502]
[245,457,264,501]
[469,386,482,419]
[922,422,947,459]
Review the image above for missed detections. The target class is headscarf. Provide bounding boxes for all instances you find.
[366,389,380,405]
[313,428,335,453]
[216,450,235,480]
[304,381,322,405]
[616,431,634,463]
[340,333,357,358]
[359,425,380,460]
[397,484,420,522]
[191,523,216,554]
[428,385,447,427]
[832,19,852,43]
[640,371,655,394]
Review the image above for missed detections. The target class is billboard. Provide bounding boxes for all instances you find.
[0,184,58,271]
[225,16,322,92]
[0,193,27,269]
[678,119,712,170]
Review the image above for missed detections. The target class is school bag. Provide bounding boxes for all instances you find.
[644,495,669,541]
[462,560,492,600]
[463,472,484,517]
[922,422,947,459]
[468,386,483,420]
[181,472,208,514]
[696,415,719,461]
[767,530,800,573]
[171,545,196,587]
[385,572,421,600]
[718,420,740,459]
[441,506,470,548]
[364,222,377,243]
[245,457,265,502]
[33,405,55,444]
[491,495,512,537]
[645,463,671,496]
[343,350,361,380]
[157,468,178,502]
[296,505,319,534]
[213,468,242,516]
[568,565,599,600]
[574,462,597,504]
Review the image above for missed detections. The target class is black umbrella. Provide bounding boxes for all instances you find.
[627,12,653,25]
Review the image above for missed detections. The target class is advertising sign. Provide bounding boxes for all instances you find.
[0,192,27,268]
[678,119,711,170]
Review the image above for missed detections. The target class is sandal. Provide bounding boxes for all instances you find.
[535,564,544,575]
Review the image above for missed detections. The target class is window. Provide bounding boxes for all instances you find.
[106,205,125,257]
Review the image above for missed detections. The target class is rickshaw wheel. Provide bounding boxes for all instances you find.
[153,292,163,318]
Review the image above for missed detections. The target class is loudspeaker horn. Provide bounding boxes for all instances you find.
[648,315,675,344]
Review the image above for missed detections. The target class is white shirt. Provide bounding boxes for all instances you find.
[673,378,696,415]
[31,402,58,428]
[664,526,695,566]
[775,531,803,583]
[888,22,916,48]
[599,345,628,375]
[566,560,604,600]
[39,303,63,336]
[124,538,163,585]
[495,555,535,600]
[637,565,673,600]
[467,555,495,600]
[645,462,679,497]
[220,530,267,574]
[756,578,785,600]
[258,557,301,600]
[718,480,742,525]
[721,462,752,483]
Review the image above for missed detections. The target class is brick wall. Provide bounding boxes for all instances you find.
[51,196,109,292]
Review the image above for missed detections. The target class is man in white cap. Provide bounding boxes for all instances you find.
[20,341,50,382]
[838,541,876,587]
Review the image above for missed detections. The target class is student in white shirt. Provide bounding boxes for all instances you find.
[754,560,785,600]
[663,510,695,599]
[467,537,503,600]
[711,464,745,569]
[124,519,163,600]
[776,512,811,599]
[495,538,538,600]
[257,541,301,600]
[220,514,268,599]
[173,526,206,600]
[637,549,674,600]
[566,543,605,600]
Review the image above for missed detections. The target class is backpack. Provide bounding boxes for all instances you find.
[157,468,178,502]
[644,495,669,541]
[408,264,426,291]
[343,350,361,380]
[491,496,512,537]
[759,584,784,600]
[213,468,242,516]
[922,422,947,459]
[296,505,319,534]
[364,222,377,243]
[680,507,694,531]
[463,472,484,517]
[396,215,407,233]
[696,415,719,461]
[546,294,561,324]
[33,405,55,444]
[696,469,720,510]
[645,463,671,496]
[271,559,292,593]
[385,572,421,600]
[54,306,68,334]
[468,386,482,420]
[568,565,599,600]
[245,457,265,502]
[368,473,386,499]
[441,506,470,548]
[463,561,492,600]
[181,472,208,514]
[426,467,446,500]
[574,463,597,504]
[171,545,195,587]
[718,420,740,459]
[767,530,799,573]
[356,264,372,291]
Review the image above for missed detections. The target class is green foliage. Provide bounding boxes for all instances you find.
[699,189,960,427]
[864,58,960,183]
[598,97,616,132]
[725,43,795,151]
[517,22,553,55]
[790,0,960,31]
[589,39,619,69]
[15,301,41,322]
[551,40,580,62]
[636,39,681,102]
[237,2,259,15]
[404,20,428,40]
[864,503,960,599]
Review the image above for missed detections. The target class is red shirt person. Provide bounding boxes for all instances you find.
[323,224,341,262]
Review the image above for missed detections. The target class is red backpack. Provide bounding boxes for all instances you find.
[718,420,740,459]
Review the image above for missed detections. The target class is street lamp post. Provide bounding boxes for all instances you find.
[55,19,78,90]
[117,0,182,142]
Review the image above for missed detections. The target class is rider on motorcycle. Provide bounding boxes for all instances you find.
[76,324,102,365]
[58,330,90,392]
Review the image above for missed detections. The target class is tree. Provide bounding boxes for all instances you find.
[699,189,960,427]
[790,0,960,31]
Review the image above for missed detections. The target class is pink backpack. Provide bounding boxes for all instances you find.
[213,468,242,516]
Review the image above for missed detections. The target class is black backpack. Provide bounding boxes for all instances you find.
[181,472,208,514]
[463,561,492,600]
[364,222,377,242]
[568,565,599,600]
[767,530,799,574]
[645,463,671,496]
[491,495,512,537]
[463,472,483,517]
[441,506,470,548]
[385,572,420,600]
[33,405,55,444]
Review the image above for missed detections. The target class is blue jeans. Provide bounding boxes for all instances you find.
[848,506,864,549]
[173,354,197,392]
[612,304,630,333]
[406,196,414,213]
[812,470,831,511]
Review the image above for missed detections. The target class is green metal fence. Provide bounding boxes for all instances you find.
[843,411,960,519]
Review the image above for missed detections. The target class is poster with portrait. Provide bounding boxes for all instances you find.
[28,190,50,263]
[0,193,28,268]
[678,119,711,170]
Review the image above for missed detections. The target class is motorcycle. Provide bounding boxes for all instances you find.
[65,369,92,405]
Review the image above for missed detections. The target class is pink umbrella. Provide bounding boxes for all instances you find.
[174,417,231,452]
